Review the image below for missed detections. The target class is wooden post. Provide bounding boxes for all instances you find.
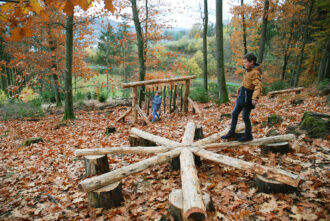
[180,84,183,112]
[132,86,138,124]
[163,86,166,114]
[180,148,206,219]
[169,84,173,113]
[183,80,190,113]
[173,84,177,112]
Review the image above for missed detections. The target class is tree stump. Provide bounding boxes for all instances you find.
[105,127,116,135]
[87,181,124,209]
[254,174,295,194]
[128,134,157,147]
[194,125,204,140]
[84,155,110,177]
[169,189,214,221]
[261,142,291,154]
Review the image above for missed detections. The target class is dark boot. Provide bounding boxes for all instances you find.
[238,133,253,142]
[221,130,235,139]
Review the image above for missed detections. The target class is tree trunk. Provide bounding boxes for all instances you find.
[131,0,146,105]
[84,155,110,176]
[257,0,269,64]
[215,0,229,103]
[294,0,314,87]
[79,148,181,192]
[193,149,300,187]
[318,36,330,83]
[281,22,294,80]
[241,0,247,55]
[63,14,75,120]
[203,0,208,92]
[182,121,196,145]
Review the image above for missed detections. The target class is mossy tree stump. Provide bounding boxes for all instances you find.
[128,134,157,147]
[254,174,295,194]
[87,181,123,209]
[169,189,214,221]
[299,112,329,138]
[84,155,110,177]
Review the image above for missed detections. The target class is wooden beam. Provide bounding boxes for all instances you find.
[192,123,245,146]
[75,146,171,157]
[203,134,295,150]
[115,108,132,122]
[180,148,206,219]
[182,121,196,145]
[268,87,304,97]
[130,128,182,147]
[188,97,201,114]
[193,149,300,187]
[136,105,151,125]
[122,75,196,88]
[78,148,182,192]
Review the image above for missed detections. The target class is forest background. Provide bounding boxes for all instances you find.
[0,0,329,119]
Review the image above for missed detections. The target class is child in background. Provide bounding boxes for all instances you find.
[152,91,162,123]
[221,52,262,142]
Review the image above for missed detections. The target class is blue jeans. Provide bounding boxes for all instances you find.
[152,109,160,122]
[230,87,253,135]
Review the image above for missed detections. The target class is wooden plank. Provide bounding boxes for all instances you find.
[122,75,196,88]
[193,149,300,187]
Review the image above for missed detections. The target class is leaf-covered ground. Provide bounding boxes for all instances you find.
[0,89,329,220]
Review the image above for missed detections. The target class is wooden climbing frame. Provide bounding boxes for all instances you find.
[117,75,197,124]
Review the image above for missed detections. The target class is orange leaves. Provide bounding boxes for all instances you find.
[30,0,43,14]
[64,1,74,16]
[104,0,115,13]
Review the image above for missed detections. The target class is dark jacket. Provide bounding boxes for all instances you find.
[152,95,162,111]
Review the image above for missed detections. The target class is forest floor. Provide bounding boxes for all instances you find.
[0,88,329,220]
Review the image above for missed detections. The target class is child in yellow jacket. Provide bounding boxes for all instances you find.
[222,52,262,142]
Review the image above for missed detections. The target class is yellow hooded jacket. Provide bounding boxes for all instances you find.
[242,64,262,100]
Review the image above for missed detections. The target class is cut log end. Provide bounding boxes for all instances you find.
[254,174,296,194]
[87,181,124,209]
[169,189,213,221]
[185,208,206,220]
[261,142,291,154]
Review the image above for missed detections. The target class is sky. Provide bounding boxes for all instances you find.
[169,0,236,28]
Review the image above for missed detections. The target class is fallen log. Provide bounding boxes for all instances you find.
[169,189,214,221]
[268,87,304,97]
[203,134,295,150]
[136,105,151,126]
[192,123,245,146]
[188,98,201,114]
[115,107,132,122]
[193,149,300,187]
[182,121,196,145]
[180,148,206,219]
[75,146,171,157]
[131,128,181,147]
[79,148,182,192]
[84,155,110,176]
